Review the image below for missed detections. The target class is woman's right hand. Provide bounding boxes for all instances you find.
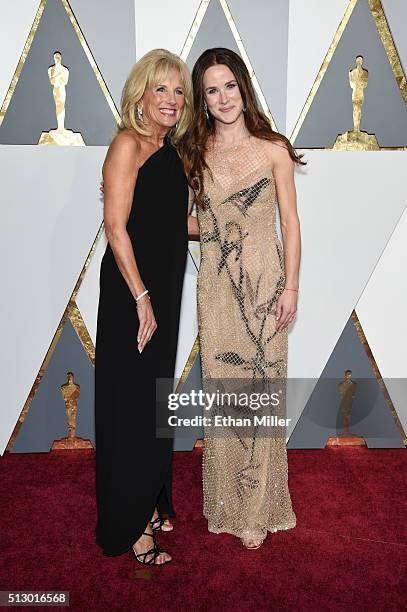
[136,295,157,353]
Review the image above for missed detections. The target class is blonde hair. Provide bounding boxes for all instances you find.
[119,49,193,143]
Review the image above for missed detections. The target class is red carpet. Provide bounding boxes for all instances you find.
[1,447,406,611]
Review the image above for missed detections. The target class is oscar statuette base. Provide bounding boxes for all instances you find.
[333,129,379,151]
[38,129,85,146]
[326,433,366,447]
[51,436,93,450]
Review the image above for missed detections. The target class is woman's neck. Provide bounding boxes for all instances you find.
[143,124,169,148]
[212,115,249,147]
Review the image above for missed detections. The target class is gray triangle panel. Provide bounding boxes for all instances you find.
[186,0,241,71]
[287,316,404,449]
[69,0,136,110]
[382,0,407,77]
[173,352,203,452]
[11,319,95,453]
[294,0,407,148]
[228,0,289,132]
[0,0,117,145]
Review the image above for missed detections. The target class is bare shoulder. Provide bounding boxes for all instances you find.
[259,137,294,173]
[103,129,141,174]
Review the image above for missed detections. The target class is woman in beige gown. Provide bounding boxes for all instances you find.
[180,48,304,549]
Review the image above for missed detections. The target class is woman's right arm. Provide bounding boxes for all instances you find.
[102,131,157,353]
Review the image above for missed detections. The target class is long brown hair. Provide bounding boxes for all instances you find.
[178,48,306,205]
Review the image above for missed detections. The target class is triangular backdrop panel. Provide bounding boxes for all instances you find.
[174,247,200,381]
[0,0,117,145]
[0,145,105,454]
[69,0,136,109]
[294,0,407,148]
[188,240,201,271]
[75,229,106,346]
[288,316,404,449]
[286,0,350,139]
[185,0,241,70]
[382,0,407,76]
[356,206,407,435]
[184,0,266,114]
[11,319,95,453]
[284,150,407,434]
[136,0,202,59]
[173,353,203,452]
[0,0,39,107]
[287,150,407,379]
[228,0,289,133]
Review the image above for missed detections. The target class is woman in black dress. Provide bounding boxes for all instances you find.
[94,49,193,565]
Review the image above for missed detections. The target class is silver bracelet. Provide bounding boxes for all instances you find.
[135,289,149,302]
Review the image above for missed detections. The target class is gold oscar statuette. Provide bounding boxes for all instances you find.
[333,55,379,150]
[51,371,93,450]
[38,51,85,146]
[326,369,366,447]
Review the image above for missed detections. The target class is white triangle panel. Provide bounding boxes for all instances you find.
[356,205,407,434]
[0,0,40,110]
[135,0,203,59]
[286,150,407,431]
[382,0,407,77]
[0,145,106,455]
[174,244,200,381]
[75,227,107,345]
[286,0,350,138]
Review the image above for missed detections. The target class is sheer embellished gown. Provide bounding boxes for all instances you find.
[197,137,297,542]
[94,139,188,556]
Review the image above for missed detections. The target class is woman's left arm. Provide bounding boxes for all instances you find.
[272,143,301,332]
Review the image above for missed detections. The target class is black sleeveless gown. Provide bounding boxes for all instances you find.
[94,138,188,556]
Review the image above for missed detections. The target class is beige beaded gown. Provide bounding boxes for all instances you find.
[197,136,297,541]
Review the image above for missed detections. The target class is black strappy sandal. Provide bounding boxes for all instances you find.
[132,532,171,565]
[150,515,174,532]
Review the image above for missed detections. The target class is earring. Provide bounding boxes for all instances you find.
[203,101,209,120]
[137,105,143,122]
[243,106,246,112]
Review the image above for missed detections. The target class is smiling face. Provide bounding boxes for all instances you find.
[203,63,244,125]
[140,67,185,131]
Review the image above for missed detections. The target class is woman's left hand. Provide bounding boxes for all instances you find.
[275,289,297,332]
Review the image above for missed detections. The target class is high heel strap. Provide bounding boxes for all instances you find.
[133,531,171,565]
[150,516,165,531]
